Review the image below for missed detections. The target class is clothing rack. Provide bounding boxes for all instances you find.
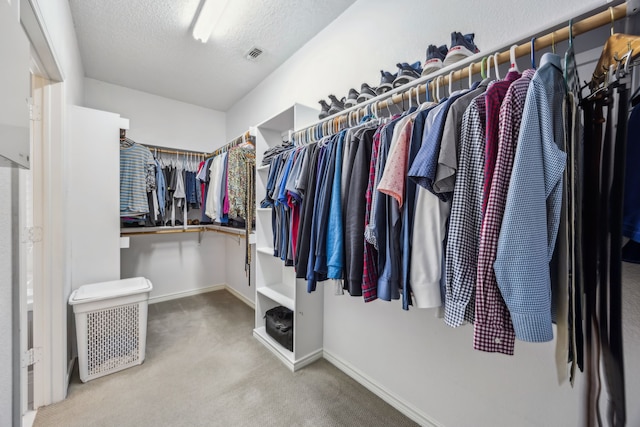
[144,143,210,159]
[210,130,255,157]
[294,2,631,141]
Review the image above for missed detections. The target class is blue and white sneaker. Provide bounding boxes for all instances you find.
[376,70,397,95]
[443,32,480,67]
[344,88,360,108]
[393,61,422,88]
[422,45,448,76]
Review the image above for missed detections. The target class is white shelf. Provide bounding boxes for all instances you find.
[257,283,295,310]
[256,247,273,255]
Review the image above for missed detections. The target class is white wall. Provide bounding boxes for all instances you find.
[226,0,613,137]
[226,0,639,425]
[225,239,255,305]
[84,78,226,152]
[68,106,122,289]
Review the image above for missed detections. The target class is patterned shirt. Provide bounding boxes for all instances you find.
[227,146,255,221]
[494,54,566,342]
[120,142,155,216]
[444,93,486,327]
[474,69,535,355]
[483,71,521,213]
[362,128,383,301]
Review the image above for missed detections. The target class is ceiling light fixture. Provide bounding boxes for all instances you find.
[192,0,229,43]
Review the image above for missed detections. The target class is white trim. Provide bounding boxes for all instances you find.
[148,284,226,305]
[322,350,443,427]
[22,409,37,427]
[224,286,255,309]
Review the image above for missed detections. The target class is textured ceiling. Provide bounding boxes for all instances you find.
[68,0,356,111]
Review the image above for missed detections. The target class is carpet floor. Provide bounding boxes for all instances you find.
[34,290,418,427]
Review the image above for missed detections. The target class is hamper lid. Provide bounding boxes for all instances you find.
[69,277,152,305]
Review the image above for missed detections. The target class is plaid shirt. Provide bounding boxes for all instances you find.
[483,71,521,213]
[474,69,535,354]
[444,93,486,327]
[362,128,383,302]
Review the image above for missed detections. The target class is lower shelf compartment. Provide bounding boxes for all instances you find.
[253,327,323,372]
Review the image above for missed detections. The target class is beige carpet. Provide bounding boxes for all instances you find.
[34,290,418,427]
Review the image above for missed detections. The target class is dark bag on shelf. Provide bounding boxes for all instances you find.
[264,306,293,352]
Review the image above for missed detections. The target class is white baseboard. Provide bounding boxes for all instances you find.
[224,285,255,309]
[148,283,255,309]
[148,284,226,304]
[323,350,442,427]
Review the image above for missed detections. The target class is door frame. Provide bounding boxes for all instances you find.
[20,0,70,409]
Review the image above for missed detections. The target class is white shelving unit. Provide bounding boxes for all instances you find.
[253,104,323,372]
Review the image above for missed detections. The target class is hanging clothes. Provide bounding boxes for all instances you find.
[120,141,155,218]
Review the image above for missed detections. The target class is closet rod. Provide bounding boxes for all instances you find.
[145,145,211,158]
[210,130,255,157]
[308,2,628,133]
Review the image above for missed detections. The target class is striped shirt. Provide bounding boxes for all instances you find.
[120,143,154,216]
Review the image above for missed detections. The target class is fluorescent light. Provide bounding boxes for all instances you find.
[192,0,229,43]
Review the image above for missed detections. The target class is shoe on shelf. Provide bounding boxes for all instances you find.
[318,99,330,119]
[376,70,397,95]
[422,45,448,76]
[344,88,360,108]
[393,61,422,88]
[443,32,479,67]
[357,83,377,103]
[328,94,346,115]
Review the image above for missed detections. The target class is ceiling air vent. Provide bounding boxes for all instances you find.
[245,46,263,61]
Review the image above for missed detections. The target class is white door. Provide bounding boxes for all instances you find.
[0,1,32,426]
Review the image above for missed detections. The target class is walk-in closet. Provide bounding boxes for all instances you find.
[2,0,640,426]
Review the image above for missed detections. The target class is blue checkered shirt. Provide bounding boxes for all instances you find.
[494,54,567,342]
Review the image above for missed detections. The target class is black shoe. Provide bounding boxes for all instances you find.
[344,88,360,108]
[393,61,422,87]
[318,100,330,119]
[376,70,396,95]
[328,95,346,115]
[357,83,377,103]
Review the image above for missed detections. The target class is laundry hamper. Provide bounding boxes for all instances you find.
[69,277,153,382]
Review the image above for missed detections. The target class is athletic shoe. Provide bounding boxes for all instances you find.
[443,32,480,67]
[318,99,330,119]
[328,94,346,115]
[357,83,377,103]
[344,88,360,108]
[422,44,448,76]
[393,61,422,87]
[376,70,397,95]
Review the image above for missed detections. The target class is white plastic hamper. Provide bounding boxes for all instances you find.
[69,277,153,382]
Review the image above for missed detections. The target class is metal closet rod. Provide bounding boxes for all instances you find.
[312,2,628,130]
